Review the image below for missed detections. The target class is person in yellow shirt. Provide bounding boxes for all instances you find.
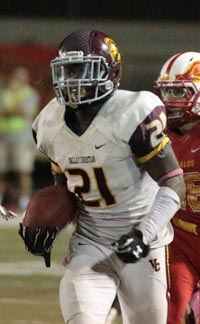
[0,65,40,212]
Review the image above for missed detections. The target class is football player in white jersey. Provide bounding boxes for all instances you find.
[21,29,186,324]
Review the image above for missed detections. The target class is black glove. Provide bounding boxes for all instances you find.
[18,223,59,267]
[112,229,149,263]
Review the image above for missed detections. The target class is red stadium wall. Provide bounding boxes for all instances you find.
[0,44,57,109]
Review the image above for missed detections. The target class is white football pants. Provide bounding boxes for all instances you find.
[60,234,168,324]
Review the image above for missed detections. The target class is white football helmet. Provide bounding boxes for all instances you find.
[155,52,200,129]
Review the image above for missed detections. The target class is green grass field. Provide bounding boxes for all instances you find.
[0,223,71,324]
[1,222,187,324]
[0,222,122,324]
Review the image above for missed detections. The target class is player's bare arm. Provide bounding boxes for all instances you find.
[143,141,186,202]
[51,162,68,186]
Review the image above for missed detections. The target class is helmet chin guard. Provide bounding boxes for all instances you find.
[51,29,122,107]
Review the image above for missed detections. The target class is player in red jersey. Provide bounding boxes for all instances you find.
[155,52,200,324]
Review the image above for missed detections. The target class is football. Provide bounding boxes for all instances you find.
[23,185,78,230]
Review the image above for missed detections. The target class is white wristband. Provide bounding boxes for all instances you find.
[138,186,180,244]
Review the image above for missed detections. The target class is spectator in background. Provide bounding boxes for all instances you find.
[0,65,40,212]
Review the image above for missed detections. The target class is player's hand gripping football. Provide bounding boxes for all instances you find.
[18,223,59,267]
[0,205,18,220]
[112,228,150,263]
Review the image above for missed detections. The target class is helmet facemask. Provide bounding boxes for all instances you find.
[155,80,200,129]
[51,51,114,107]
[155,52,200,129]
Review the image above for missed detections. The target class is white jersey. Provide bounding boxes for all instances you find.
[33,89,173,247]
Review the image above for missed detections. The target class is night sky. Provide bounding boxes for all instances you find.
[0,0,199,21]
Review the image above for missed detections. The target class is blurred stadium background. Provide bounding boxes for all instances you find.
[0,1,198,322]
[1,0,200,188]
